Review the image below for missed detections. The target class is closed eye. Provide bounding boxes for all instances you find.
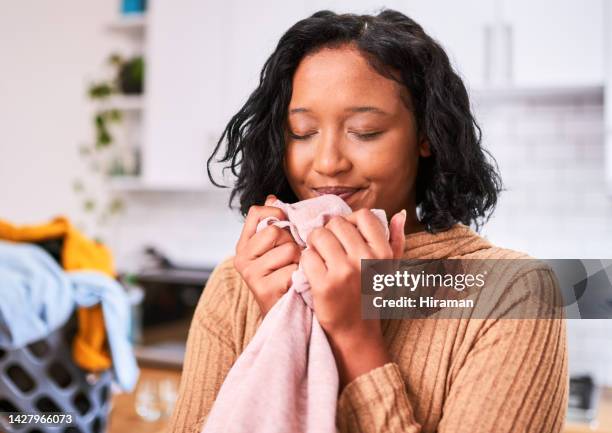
[289,132,317,140]
[351,131,384,140]
[288,131,384,141]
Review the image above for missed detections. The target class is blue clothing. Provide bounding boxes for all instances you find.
[0,240,138,391]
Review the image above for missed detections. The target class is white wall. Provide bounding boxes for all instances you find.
[0,0,129,237]
[605,0,612,201]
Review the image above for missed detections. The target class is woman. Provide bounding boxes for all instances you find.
[169,9,567,433]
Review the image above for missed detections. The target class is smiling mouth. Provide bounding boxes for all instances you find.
[312,186,363,201]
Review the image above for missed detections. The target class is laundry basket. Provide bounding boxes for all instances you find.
[0,314,113,433]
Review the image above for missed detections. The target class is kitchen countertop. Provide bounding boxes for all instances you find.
[108,366,182,433]
[106,319,188,433]
[565,387,612,433]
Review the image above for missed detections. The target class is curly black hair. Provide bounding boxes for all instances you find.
[207,9,502,233]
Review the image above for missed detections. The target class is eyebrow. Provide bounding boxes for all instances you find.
[288,106,389,115]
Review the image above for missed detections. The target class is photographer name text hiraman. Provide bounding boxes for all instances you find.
[373,296,474,308]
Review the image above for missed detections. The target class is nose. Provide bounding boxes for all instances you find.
[312,130,352,177]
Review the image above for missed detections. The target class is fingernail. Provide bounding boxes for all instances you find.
[400,209,407,230]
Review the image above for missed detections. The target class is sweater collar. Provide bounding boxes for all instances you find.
[402,223,492,259]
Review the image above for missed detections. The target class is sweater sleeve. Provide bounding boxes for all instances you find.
[337,267,569,433]
[168,257,244,433]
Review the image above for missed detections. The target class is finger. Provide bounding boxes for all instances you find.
[266,263,298,294]
[236,204,287,251]
[254,242,301,274]
[324,216,370,259]
[306,227,347,266]
[389,210,407,259]
[300,248,327,288]
[245,224,295,259]
[343,209,389,256]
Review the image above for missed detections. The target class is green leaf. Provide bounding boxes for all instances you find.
[97,128,112,148]
[108,53,123,67]
[108,109,122,122]
[83,199,96,212]
[108,197,125,214]
[88,82,113,99]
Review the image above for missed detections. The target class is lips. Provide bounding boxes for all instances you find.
[312,186,362,201]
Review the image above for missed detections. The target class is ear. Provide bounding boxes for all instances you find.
[418,137,431,157]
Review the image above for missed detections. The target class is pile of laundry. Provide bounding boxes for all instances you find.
[0,217,138,391]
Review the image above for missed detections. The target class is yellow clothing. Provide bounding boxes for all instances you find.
[0,217,114,274]
[0,216,114,371]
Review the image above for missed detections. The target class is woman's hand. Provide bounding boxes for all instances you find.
[301,208,407,388]
[234,195,301,316]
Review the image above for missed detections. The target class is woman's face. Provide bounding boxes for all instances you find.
[284,45,430,221]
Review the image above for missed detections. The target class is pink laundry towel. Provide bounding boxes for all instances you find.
[201,194,389,433]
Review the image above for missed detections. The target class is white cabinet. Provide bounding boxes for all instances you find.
[389,0,496,89]
[139,0,606,190]
[504,0,604,87]
[390,0,604,88]
[143,0,231,188]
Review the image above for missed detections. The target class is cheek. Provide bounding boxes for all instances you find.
[354,134,419,182]
[284,143,311,184]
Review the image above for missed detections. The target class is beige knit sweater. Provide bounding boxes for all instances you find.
[168,223,568,433]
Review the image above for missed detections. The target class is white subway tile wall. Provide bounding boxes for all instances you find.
[476,92,612,386]
[108,92,612,385]
[476,94,612,260]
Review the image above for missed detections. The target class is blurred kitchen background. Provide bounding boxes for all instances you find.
[0,0,611,432]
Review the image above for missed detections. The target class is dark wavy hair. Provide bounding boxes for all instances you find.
[207,9,502,233]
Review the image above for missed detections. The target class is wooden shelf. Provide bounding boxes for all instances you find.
[99,95,144,112]
[107,14,147,33]
[108,176,225,193]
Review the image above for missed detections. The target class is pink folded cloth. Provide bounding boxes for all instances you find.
[202,194,389,433]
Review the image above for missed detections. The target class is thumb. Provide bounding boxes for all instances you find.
[389,209,407,259]
[265,194,277,206]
